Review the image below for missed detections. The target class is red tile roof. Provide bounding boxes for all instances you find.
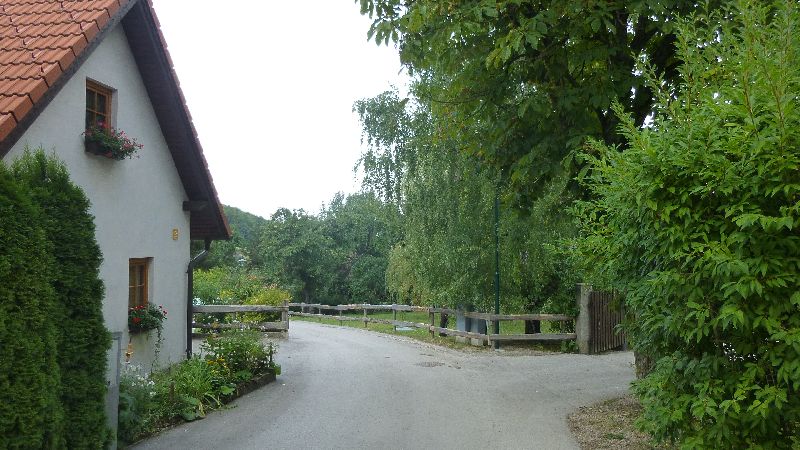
[0,0,123,139]
[0,0,231,240]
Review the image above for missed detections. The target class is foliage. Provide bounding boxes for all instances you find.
[118,331,279,442]
[129,304,168,334]
[83,122,142,160]
[358,0,706,208]
[317,191,401,304]
[256,207,332,303]
[192,266,289,324]
[356,91,579,313]
[118,366,155,445]
[9,149,111,448]
[577,2,800,446]
[202,330,276,378]
[241,285,291,324]
[0,162,63,448]
[251,193,401,305]
[191,205,267,269]
[152,358,226,421]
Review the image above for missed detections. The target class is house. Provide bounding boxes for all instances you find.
[0,0,231,379]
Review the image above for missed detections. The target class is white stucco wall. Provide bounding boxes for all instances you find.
[3,24,191,371]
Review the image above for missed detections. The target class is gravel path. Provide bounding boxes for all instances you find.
[133,321,634,450]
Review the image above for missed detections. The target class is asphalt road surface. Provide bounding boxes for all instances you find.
[133,321,634,450]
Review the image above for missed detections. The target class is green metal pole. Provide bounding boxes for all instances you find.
[493,190,500,349]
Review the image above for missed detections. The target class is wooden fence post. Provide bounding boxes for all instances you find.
[576,283,592,354]
[318,305,322,322]
[429,309,435,338]
[282,300,289,331]
[393,304,398,331]
[486,319,493,348]
[363,307,367,327]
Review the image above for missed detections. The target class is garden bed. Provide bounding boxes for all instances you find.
[118,330,280,447]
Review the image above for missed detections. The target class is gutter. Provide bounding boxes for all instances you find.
[186,239,211,359]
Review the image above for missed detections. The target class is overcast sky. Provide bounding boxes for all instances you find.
[150,1,407,219]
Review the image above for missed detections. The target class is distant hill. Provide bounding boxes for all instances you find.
[223,205,268,245]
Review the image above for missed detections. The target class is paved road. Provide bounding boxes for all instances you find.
[134,321,634,450]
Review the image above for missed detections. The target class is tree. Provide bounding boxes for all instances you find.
[0,162,63,448]
[319,191,401,303]
[11,150,111,448]
[356,91,579,313]
[578,2,800,446]
[358,0,708,206]
[257,208,332,303]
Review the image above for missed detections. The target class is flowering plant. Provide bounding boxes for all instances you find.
[83,122,142,160]
[128,303,167,334]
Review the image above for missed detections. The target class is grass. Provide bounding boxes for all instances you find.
[292,310,572,352]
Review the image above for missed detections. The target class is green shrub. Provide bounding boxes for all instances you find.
[118,332,279,440]
[578,2,800,446]
[11,149,111,448]
[152,358,228,422]
[202,330,276,379]
[0,163,63,448]
[241,285,290,324]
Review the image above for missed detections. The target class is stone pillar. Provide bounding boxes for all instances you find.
[576,283,592,354]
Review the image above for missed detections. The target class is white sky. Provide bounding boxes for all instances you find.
[150,1,407,219]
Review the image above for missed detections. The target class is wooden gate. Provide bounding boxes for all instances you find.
[588,290,626,353]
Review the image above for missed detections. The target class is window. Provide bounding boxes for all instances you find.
[128,258,149,308]
[86,80,112,128]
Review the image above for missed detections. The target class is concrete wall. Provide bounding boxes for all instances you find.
[3,24,191,371]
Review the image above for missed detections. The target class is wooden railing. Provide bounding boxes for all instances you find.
[288,303,576,346]
[192,303,289,332]
[188,285,624,355]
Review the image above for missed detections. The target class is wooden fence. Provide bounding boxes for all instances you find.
[587,290,626,353]
[288,303,576,346]
[192,303,290,332]
[187,285,624,355]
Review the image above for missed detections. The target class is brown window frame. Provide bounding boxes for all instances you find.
[86,80,113,129]
[128,258,150,309]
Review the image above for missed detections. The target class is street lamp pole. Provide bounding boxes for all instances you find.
[493,188,500,349]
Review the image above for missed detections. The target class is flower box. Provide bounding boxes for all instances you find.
[83,123,142,160]
[84,138,116,159]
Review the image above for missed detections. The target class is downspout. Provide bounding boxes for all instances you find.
[186,238,211,359]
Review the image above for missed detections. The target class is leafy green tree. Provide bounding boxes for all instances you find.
[0,163,63,448]
[358,0,707,206]
[10,150,111,448]
[319,191,401,303]
[257,208,333,303]
[578,2,800,446]
[356,91,578,313]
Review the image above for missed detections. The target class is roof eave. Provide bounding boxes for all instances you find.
[121,1,231,240]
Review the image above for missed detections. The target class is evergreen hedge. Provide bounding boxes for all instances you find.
[0,163,64,448]
[11,150,111,448]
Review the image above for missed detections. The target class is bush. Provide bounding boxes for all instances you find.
[118,330,279,442]
[202,330,277,379]
[151,358,230,422]
[241,285,290,324]
[10,149,111,448]
[0,163,63,448]
[578,2,800,447]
